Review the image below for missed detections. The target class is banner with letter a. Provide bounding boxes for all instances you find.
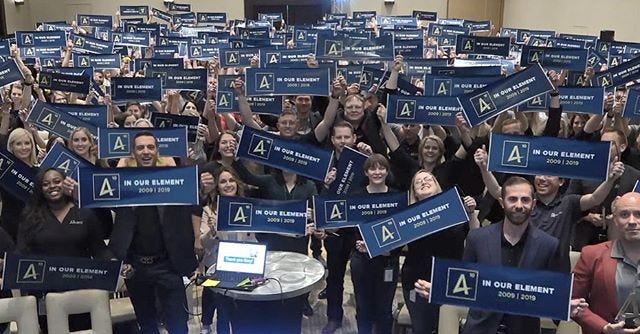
[217,196,308,236]
[236,127,334,182]
[458,64,553,127]
[487,133,611,181]
[1,254,122,291]
[358,188,469,258]
[314,191,408,229]
[244,67,331,97]
[430,258,573,320]
[327,146,368,195]
[0,59,25,88]
[77,166,199,208]
[386,95,460,126]
[316,33,395,60]
[594,55,640,90]
[623,88,640,119]
[97,127,188,159]
[0,148,36,203]
[455,35,510,57]
[27,101,97,139]
[40,142,92,180]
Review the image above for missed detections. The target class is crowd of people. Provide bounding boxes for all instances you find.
[1,5,640,334]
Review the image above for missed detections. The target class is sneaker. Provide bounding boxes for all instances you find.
[321,320,342,334]
[302,299,314,317]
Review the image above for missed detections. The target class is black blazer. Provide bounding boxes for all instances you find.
[461,222,563,334]
[109,206,198,276]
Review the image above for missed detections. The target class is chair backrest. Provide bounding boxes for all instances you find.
[45,289,113,334]
[0,295,39,334]
[438,304,469,334]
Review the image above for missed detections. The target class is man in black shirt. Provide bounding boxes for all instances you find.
[109,131,198,334]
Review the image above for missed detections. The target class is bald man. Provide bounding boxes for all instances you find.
[572,192,640,334]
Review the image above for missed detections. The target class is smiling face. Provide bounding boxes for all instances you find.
[534,175,563,198]
[420,138,443,166]
[343,96,365,122]
[412,171,440,200]
[217,171,238,196]
[500,182,535,226]
[331,126,356,154]
[70,129,92,157]
[571,115,586,135]
[365,163,388,186]
[42,169,65,204]
[277,113,298,138]
[133,135,158,167]
[294,95,312,116]
[182,101,199,117]
[218,133,237,159]
[10,132,33,164]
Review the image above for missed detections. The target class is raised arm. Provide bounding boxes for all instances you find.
[473,145,502,200]
[578,159,624,211]
[234,78,261,130]
[314,76,346,142]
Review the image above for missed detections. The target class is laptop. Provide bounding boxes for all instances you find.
[212,241,268,290]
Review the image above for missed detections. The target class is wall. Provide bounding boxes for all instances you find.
[3,0,245,33]
[348,0,448,18]
[503,0,640,42]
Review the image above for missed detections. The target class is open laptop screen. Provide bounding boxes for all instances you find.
[215,241,267,275]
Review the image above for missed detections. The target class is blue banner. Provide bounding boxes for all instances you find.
[0,148,35,203]
[359,188,469,258]
[0,39,9,56]
[197,12,227,24]
[149,112,200,142]
[327,146,368,195]
[425,75,503,97]
[27,101,97,139]
[74,53,122,70]
[464,20,492,32]
[431,258,572,320]
[216,89,283,115]
[412,10,437,21]
[237,27,270,40]
[77,14,112,27]
[594,55,640,90]
[218,48,259,67]
[244,67,330,96]
[111,77,162,103]
[38,72,91,94]
[458,64,553,126]
[120,6,149,16]
[216,196,307,235]
[517,29,555,43]
[394,39,424,59]
[1,254,122,291]
[39,142,92,180]
[547,37,586,49]
[97,127,188,159]
[387,95,460,126]
[152,46,179,58]
[258,12,282,22]
[150,8,173,23]
[429,65,502,76]
[188,43,220,60]
[623,89,640,119]
[148,68,207,91]
[51,103,108,128]
[455,36,510,57]
[558,86,605,115]
[20,45,62,59]
[293,28,319,48]
[377,16,417,28]
[520,46,588,71]
[259,48,313,67]
[170,3,191,12]
[173,13,197,25]
[70,33,114,54]
[401,59,449,77]
[0,59,24,88]
[558,33,597,45]
[315,34,395,60]
[138,58,182,73]
[236,126,333,181]
[488,133,611,181]
[314,191,408,229]
[77,166,198,208]
[15,30,65,48]
[354,11,378,20]
[428,23,470,37]
[112,32,150,47]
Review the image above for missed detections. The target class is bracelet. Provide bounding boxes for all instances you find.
[549,90,560,97]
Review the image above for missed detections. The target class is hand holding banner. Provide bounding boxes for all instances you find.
[359,188,469,258]
[244,67,331,96]
[0,148,36,203]
[97,127,188,159]
[314,191,408,229]
[77,166,199,208]
[487,133,611,181]
[429,258,573,320]
[39,142,92,180]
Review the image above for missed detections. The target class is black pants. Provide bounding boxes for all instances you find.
[324,234,352,323]
[125,260,189,334]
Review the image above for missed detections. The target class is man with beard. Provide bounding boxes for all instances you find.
[416,176,565,334]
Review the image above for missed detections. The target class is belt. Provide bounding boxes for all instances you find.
[131,254,168,265]
[496,324,508,334]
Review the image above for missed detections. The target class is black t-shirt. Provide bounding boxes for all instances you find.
[130,206,166,256]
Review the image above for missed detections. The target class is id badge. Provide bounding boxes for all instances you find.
[409,289,417,303]
[384,268,394,282]
[38,297,47,315]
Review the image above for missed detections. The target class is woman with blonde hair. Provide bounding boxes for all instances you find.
[402,169,479,334]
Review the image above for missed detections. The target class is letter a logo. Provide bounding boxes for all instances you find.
[508,145,522,163]
[599,75,611,87]
[501,141,529,167]
[22,264,39,280]
[248,135,272,159]
[226,52,238,64]
[80,57,89,67]
[269,54,279,63]
[260,76,271,89]
[23,34,33,45]
[57,159,72,174]
[400,103,412,117]
[396,100,416,120]
[41,113,54,126]
[529,51,541,63]
[99,178,115,197]
[452,274,471,295]
[437,82,449,96]
[330,204,343,220]
[471,92,496,116]
[610,57,619,67]
[381,225,395,242]
[234,206,247,223]
[253,140,267,155]
[479,98,492,112]
[218,93,230,107]
[113,136,126,152]
[229,203,252,226]
[328,43,339,55]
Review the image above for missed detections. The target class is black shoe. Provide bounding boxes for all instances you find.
[318,288,327,299]
[302,299,314,317]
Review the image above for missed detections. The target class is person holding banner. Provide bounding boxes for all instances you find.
[109,131,198,334]
[416,176,563,334]
[0,127,39,241]
[572,192,640,334]
[17,167,113,332]
[474,143,625,271]
[197,166,255,334]
[401,168,479,334]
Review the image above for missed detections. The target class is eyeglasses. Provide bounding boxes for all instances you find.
[415,175,435,185]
